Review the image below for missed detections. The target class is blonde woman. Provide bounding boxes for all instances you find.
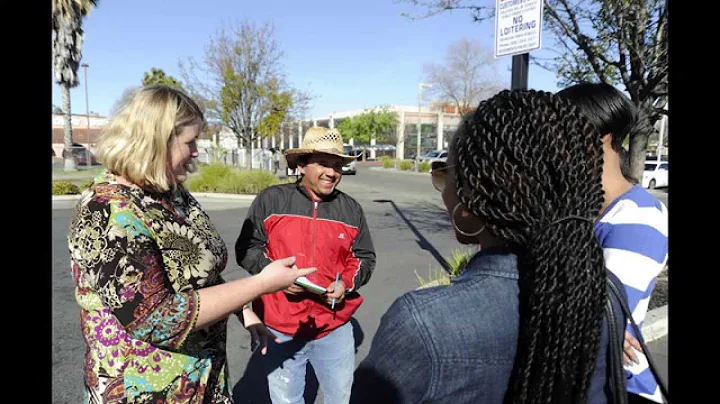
[67,85,315,403]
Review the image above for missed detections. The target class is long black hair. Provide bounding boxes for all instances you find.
[453,90,607,404]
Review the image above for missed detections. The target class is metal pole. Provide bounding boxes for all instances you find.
[416,86,422,171]
[511,53,529,90]
[82,63,91,167]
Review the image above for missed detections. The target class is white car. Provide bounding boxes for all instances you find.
[342,145,357,175]
[342,159,357,175]
[417,150,448,164]
[642,161,668,189]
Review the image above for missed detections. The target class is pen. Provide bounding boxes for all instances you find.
[331,272,340,310]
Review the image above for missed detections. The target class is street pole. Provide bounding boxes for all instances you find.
[416,83,432,171]
[82,63,91,168]
[511,53,529,90]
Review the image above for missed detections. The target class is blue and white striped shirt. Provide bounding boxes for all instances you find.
[595,185,668,402]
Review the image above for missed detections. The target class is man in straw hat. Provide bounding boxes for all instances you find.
[235,126,376,403]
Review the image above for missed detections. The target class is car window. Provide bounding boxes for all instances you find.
[439,152,447,158]
[427,151,440,157]
[644,163,658,171]
[659,163,668,170]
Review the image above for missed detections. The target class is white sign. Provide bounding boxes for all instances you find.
[494,0,544,58]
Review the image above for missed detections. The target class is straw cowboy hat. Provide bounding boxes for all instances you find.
[284,127,357,169]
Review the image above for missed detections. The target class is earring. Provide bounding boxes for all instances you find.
[451,203,485,237]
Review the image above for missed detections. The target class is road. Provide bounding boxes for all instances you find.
[52,164,668,403]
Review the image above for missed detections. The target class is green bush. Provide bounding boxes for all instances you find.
[79,180,93,192]
[418,161,431,173]
[399,160,413,171]
[379,155,392,163]
[186,163,288,194]
[52,181,80,195]
[382,158,395,169]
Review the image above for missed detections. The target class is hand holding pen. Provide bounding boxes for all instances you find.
[326,273,346,309]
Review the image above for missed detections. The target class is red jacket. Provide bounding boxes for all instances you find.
[235,182,376,339]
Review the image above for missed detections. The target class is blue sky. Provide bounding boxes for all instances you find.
[52,0,562,119]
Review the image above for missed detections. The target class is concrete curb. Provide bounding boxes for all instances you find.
[641,305,668,342]
[189,193,256,201]
[52,195,82,201]
[52,193,257,201]
[369,166,431,176]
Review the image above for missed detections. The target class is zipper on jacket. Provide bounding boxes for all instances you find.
[310,201,318,266]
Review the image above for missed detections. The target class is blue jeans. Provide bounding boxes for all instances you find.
[264,322,355,404]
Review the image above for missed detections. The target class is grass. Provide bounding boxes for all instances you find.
[414,247,476,289]
[52,166,105,180]
[186,162,291,194]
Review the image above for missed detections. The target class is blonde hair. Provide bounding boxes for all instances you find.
[96,85,204,192]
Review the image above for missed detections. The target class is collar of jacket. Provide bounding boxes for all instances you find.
[294,179,340,203]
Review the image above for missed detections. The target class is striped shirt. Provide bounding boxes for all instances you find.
[594,185,668,402]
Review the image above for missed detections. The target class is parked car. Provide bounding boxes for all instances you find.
[342,159,357,175]
[342,144,357,175]
[417,150,448,164]
[642,160,668,189]
[71,144,99,166]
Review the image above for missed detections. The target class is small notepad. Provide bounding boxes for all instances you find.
[295,276,327,294]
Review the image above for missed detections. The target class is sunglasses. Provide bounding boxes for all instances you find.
[430,161,455,192]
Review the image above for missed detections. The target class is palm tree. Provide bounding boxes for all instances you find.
[52,0,98,171]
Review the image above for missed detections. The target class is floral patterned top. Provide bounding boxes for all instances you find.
[68,170,231,403]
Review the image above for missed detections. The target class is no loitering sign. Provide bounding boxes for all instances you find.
[494,0,544,58]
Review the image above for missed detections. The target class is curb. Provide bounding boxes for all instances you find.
[52,193,257,202]
[190,193,256,201]
[52,195,82,201]
[369,166,431,176]
[641,305,668,343]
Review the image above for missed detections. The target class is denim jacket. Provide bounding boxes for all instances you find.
[352,248,627,404]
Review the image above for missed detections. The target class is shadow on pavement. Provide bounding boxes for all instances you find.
[232,318,364,403]
[373,199,451,272]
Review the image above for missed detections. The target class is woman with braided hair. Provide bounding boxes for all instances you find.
[352,89,628,404]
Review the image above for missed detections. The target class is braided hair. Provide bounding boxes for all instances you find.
[453,90,607,404]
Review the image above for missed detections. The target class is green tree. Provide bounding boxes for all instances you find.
[142,67,184,90]
[52,0,99,171]
[336,107,399,145]
[181,21,311,169]
[398,0,667,181]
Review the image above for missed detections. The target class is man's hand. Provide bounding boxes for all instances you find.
[284,284,305,296]
[325,279,347,306]
[256,257,317,294]
[623,330,643,365]
[242,308,280,355]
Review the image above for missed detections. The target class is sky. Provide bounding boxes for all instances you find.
[52,0,562,120]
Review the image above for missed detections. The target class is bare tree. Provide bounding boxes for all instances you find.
[179,21,311,169]
[109,86,139,117]
[423,38,503,114]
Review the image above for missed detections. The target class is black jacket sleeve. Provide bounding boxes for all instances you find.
[235,194,272,275]
[346,203,376,291]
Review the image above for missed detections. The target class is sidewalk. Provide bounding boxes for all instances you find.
[369,166,431,176]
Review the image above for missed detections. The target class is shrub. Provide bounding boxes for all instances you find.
[52,181,80,195]
[399,160,413,171]
[418,161,431,173]
[186,163,287,194]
